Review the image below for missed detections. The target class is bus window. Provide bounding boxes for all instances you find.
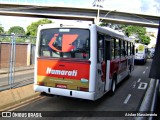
[105,35,111,60]
[120,40,126,57]
[39,28,90,59]
[111,39,115,59]
[115,39,120,58]
[125,41,128,56]
[119,40,125,57]
[130,43,132,55]
[128,42,131,55]
[132,43,135,55]
[97,33,104,62]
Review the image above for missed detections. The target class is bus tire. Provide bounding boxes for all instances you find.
[110,75,116,95]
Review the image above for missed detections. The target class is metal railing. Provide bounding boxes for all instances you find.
[0,34,34,91]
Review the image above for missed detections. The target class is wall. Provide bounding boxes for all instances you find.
[0,42,31,68]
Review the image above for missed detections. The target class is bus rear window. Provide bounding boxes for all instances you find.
[39,28,90,59]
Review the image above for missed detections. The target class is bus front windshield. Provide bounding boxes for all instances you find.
[39,28,90,59]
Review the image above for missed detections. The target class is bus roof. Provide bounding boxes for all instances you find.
[38,23,134,43]
[96,26,134,42]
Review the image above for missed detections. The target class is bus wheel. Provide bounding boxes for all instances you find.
[110,76,116,95]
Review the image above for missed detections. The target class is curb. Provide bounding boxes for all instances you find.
[135,79,159,120]
[0,84,40,111]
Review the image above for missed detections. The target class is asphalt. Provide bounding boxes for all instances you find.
[0,63,159,119]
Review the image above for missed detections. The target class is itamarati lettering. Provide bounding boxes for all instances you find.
[46,67,77,76]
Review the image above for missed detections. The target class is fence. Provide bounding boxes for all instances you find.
[0,35,36,68]
[0,34,35,90]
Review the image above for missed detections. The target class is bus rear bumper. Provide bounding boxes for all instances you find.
[34,85,96,100]
[134,59,146,64]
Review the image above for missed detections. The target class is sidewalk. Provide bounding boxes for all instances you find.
[0,65,34,74]
[0,65,38,111]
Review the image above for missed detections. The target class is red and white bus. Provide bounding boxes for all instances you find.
[34,23,134,100]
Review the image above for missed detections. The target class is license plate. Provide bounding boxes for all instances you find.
[56,84,67,89]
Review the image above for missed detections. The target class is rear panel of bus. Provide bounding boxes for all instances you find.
[34,25,95,99]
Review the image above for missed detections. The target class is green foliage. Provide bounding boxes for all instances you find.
[100,22,151,45]
[139,35,150,45]
[0,25,4,33]
[26,18,53,37]
[124,25,150,45]
[124,25,146,36]
[8,26,25,35]
[0,36,10,42]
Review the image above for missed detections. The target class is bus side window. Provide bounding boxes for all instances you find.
[130,43,132,55]
[128,42,131,55]
[132,43,135,55]
[125,41,128,56]
[97,33,104,63]
[105,35,111,60]
[115,39,120,58]
[119,40,122,57]
[111,39,115,59]
[122,40,126,56]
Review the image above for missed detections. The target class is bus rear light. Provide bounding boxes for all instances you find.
[77,87,88,92]
[37,82,45,86]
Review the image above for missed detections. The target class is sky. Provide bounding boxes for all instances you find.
[0,0,159,32]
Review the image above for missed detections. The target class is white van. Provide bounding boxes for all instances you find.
[135,43,148,64]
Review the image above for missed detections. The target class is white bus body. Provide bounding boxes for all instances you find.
[34,23,134,100]
[135,43,148,64]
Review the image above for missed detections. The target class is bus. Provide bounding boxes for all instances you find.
[34,23,135,100]
[135,43,148,64]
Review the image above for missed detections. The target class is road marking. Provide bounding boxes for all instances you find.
[132,81,137,88]
[137,78,141,82]
[143,71,146,74]
[146,67,148,69]
[124,94,131,104]
[138,82,148,90]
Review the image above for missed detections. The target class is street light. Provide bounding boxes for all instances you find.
[100,9,117,23]
[95,9,117,25]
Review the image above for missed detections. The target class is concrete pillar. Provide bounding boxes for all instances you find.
[27,43,31,66]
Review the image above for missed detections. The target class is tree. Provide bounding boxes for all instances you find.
[0,25,4,33]
[139,35,151,45]
[100,22,151,45]
[8,26,25,35]
[123,25,150,45]
[26,18,53,37]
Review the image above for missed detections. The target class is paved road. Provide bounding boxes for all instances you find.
[2,59,156,120]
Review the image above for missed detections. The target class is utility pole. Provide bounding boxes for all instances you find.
[93,0,104,25]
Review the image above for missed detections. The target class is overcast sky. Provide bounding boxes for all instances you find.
[0,0,159,32]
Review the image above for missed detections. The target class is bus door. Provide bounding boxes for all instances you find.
[97,33,106,93]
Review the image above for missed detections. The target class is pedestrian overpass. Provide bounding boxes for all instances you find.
[0,2,159,28]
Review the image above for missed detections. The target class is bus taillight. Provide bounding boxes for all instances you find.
[77,87,88,92]
[37,82,45,86]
